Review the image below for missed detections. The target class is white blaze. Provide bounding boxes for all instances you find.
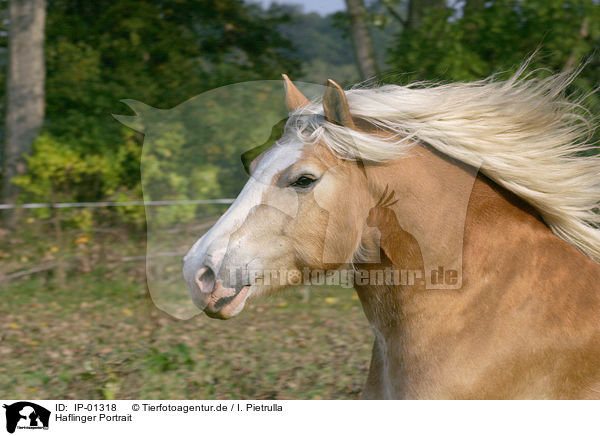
[183,140,303,284]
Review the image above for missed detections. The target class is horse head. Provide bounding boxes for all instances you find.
[182,76,377,319]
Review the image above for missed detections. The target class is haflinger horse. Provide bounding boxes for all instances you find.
[183,67,600,399]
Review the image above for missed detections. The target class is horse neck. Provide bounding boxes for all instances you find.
[353,145,600,398]
[355,144,550,345]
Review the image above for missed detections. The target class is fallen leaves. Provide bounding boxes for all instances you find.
[75,236,89,244]
[0,274,372,400]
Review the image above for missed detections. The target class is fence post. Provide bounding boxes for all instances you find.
[51,208,66,288]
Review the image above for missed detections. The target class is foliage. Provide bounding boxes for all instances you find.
[117,81,290,229]
[4,0,600,222]
[13,133,125,203]
[386,0,600,110]
[4,0,301,229]
[261,4,361,84]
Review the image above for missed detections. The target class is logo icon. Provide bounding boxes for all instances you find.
[3,402,50,434]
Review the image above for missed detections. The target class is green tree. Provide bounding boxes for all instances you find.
[2,0,46,226]
[345,0,379,79]
[387,0,600,85]
[13,0,301,227]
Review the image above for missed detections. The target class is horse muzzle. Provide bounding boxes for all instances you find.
[188,265,251,319]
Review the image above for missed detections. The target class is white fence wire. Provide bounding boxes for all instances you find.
[0,199,235,210]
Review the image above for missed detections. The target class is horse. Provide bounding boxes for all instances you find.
[182,68,600,399]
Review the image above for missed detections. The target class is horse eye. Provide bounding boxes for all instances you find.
[291,175,316,189]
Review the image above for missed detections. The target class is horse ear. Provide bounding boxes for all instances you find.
[282,74,310,111]
[323,79,355,129]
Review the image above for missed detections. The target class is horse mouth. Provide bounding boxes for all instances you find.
[202,283,251,319]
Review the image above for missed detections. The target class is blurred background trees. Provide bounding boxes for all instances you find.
[6,0,302,215]
[1,0,45,225]
[1,0,599,225]
[387,0,599,86]
[345,0,378,79]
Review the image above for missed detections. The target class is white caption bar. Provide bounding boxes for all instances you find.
[0,400,596,436]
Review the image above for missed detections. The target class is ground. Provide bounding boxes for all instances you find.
[0,271,373,399]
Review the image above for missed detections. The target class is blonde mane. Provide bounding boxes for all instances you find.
[287,66,600,262]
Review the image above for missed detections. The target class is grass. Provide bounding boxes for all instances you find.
[0,270,373,399]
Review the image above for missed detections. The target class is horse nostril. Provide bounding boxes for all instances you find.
[195,266,216,294]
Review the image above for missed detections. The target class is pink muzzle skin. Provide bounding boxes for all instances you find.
[203,282,251,319]
[190,266,251,319]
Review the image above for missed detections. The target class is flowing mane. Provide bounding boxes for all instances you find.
[286,66,600,263]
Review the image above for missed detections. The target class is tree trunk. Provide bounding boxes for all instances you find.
[2,0,46,225]
[563,17,589,72]
[345,0,378,80]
